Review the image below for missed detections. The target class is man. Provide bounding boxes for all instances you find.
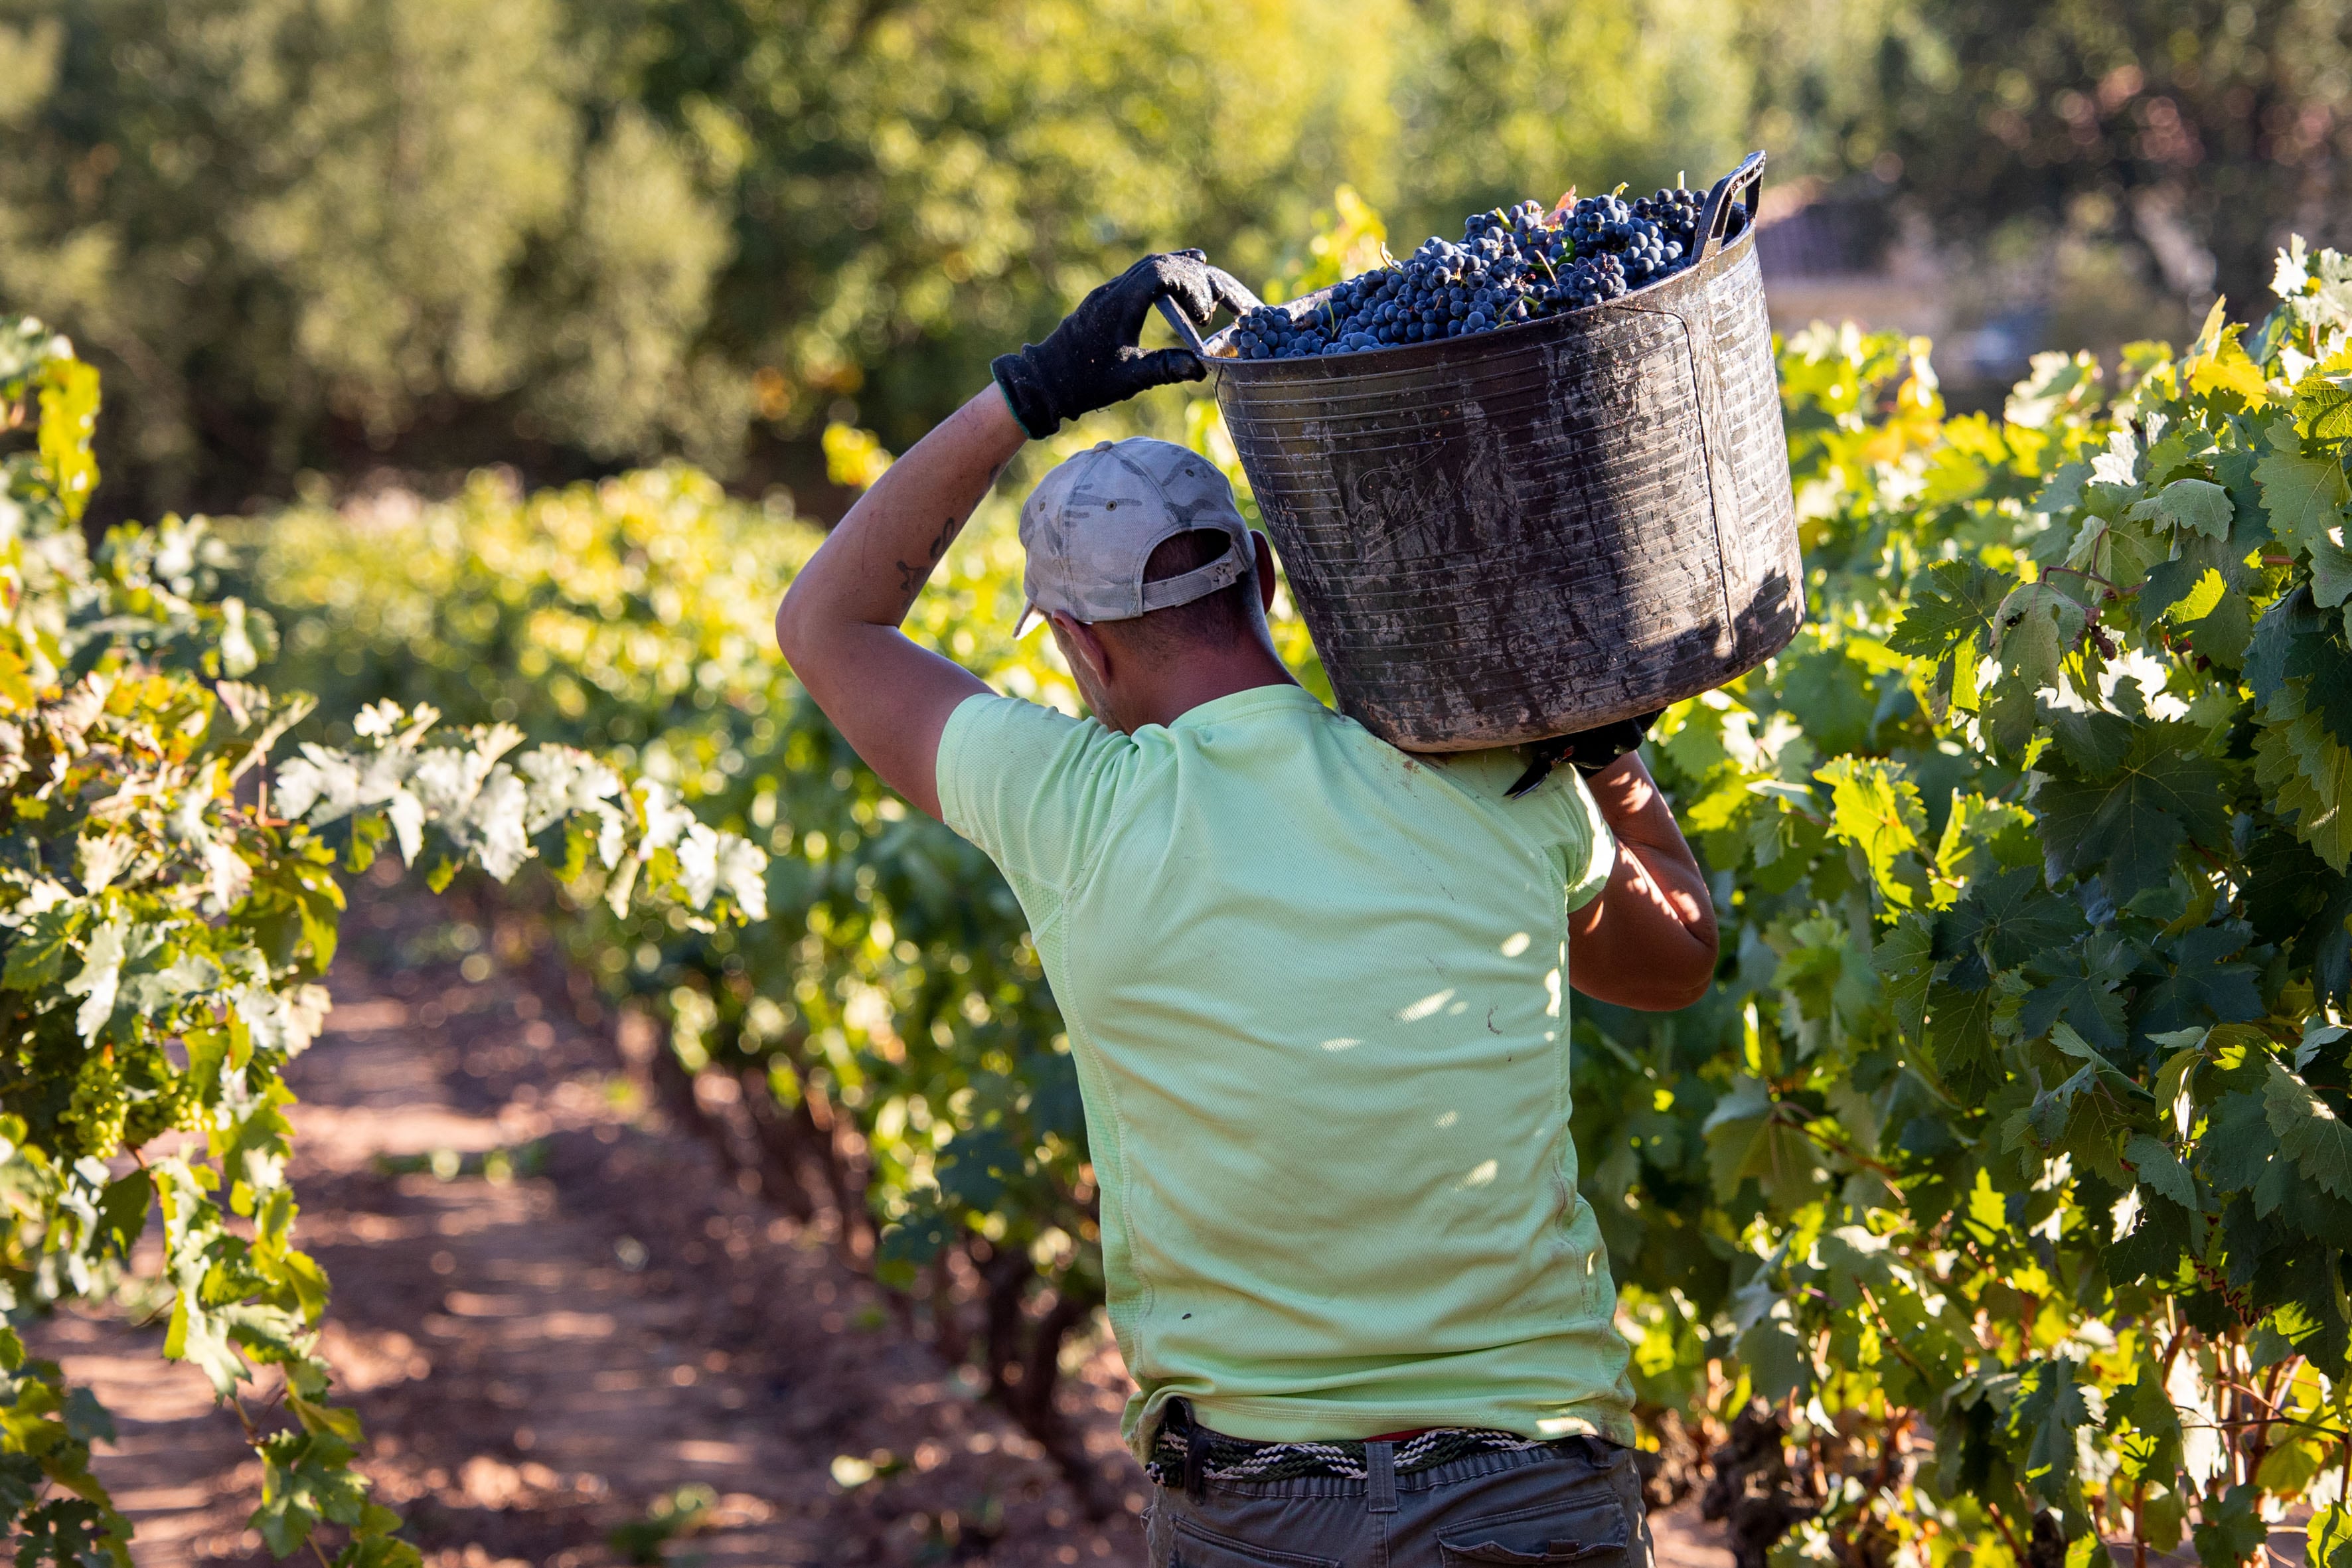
[775,252,1718,1567]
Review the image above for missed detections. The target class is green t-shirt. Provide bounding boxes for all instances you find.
[935,684,1632,1460]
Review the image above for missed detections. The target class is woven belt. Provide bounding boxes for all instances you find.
[1146,1401,1555,1494]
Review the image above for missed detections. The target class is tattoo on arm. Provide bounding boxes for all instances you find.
[894,516,963,600]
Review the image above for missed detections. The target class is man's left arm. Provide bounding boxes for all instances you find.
[1566,754,1719,1010]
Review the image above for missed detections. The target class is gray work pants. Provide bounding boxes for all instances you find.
[1143,1435,1656,1567]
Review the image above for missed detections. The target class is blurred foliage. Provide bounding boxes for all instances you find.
[34,0,2340,514]
[1859,0,2352,309]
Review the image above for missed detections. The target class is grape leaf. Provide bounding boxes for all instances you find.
[2041,706,2135,779]
[1872,913,1934,1040]
[2290,351,2352,445]
[2254,414,2350,555]
[2124,1133,2197,1208]
[1993,581,2089,692]
[2126,477,2233,540]
[1942,864,2086,971]
[2011,1355,2100,1505]
[1889,560,2009,659]
[2108,1192,2195,1285]
[2184,299,2272,410]
[1925,981,2002,1100]
[2263,1060,2352,1200]
[2032,727,2230,900]
[2019,949,2130,1053]
[2199,1091,2279,1193]
[36,356,100,524]
[2253,700,2352,872]
[62,917,129,1044]
[2193,1484,2269,1568]
[1816,757,1926,906]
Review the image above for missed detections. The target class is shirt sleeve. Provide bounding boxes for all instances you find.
[934,692,1136,896]
[1531,764,1618,913]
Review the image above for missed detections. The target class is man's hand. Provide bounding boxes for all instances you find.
[992,250,1260,439]
[1567,753,1719,1010]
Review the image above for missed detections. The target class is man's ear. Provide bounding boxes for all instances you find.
[1052,612,1112,686]
[1252,532,1278,615]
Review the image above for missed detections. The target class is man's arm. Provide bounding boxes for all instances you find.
[1567,753,1719,1010]
[774,390,1021,821]
[775,251,1257,820]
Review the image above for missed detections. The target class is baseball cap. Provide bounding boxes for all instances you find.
[1014,438,1254,635]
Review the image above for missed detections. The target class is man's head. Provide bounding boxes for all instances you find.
[1018,437,1285,732]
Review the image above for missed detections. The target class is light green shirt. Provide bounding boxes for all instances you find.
[936,684,1631,1460]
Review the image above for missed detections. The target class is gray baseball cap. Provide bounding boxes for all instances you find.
[1015,437,1253,633]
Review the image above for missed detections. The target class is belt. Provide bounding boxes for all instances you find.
[1147,1399,1558,1496]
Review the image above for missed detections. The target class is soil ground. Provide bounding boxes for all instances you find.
[29,886,1735,1567]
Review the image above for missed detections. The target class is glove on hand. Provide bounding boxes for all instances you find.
[1505,710,1665,800]
[991,250,1260,439]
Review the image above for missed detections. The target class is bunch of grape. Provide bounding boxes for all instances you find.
[1226,181,1748,360]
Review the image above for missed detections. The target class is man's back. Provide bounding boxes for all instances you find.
[938,683,1636,1458]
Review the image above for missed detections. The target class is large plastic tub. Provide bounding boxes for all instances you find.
[1205,152,1801,752]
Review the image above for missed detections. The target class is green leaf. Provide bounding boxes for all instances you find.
[1872,914,1934,1040]
[2011,1355,2099,1506]
[2192,1483,2268,1568]
[2263,1060,2352,1200]
[1943,864,2086,971]
[97,1172,151,1257]
[2199,1091,2279,1193]
[2127,477,2234,539]
[1992,580,2090,692]
[2254,415,2350,555]
[2019,936,2134,1053]
[2253,699,2352,871]
[1924,981,2002,1100]
[2291,352,2352,444]
[36,356,101,524]
[1735,1297,1815,1403]
[3,906,82,992]
[1815,757,1926,907]
[2032,726,2231,900]
[1889,560,2009,659]
[61,918,131,1045]
[2124,1133,2197,1208]
[2246,586,2352,736]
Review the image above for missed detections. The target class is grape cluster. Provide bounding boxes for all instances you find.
[1227,181,1750,360]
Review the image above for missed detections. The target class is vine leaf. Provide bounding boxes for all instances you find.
[2124,1133,2197,1208]
[1993,581,2090,693]
[1889,560,2008,660]
[2126,477,2233,540]
[2031,726,2229,901]
[2013,1355,2101,1506]
[2253,414,2350,555]
[1816,757,1926,908]
[2263,1060,2352,1200]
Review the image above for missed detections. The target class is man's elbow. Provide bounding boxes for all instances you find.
[773,582,811,667]
[1628,928,1721,1011]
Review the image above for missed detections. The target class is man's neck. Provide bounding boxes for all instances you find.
[1123,647,1300,732]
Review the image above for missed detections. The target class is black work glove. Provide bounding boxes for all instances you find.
[991,250,1261,439]
[1506,710,1665,800]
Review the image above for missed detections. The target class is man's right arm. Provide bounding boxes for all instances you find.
[1565,754,1719,1010]
[775,251,1256,821]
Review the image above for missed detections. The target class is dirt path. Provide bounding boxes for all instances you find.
[31,887,1733,1568]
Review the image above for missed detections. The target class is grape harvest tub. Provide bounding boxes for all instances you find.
[1203,151,1802,753]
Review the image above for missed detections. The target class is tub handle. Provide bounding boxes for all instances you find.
[1154,295,1212,360]
[1697,150,1767,264]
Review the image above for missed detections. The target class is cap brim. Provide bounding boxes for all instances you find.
[1014,603,1047,638]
